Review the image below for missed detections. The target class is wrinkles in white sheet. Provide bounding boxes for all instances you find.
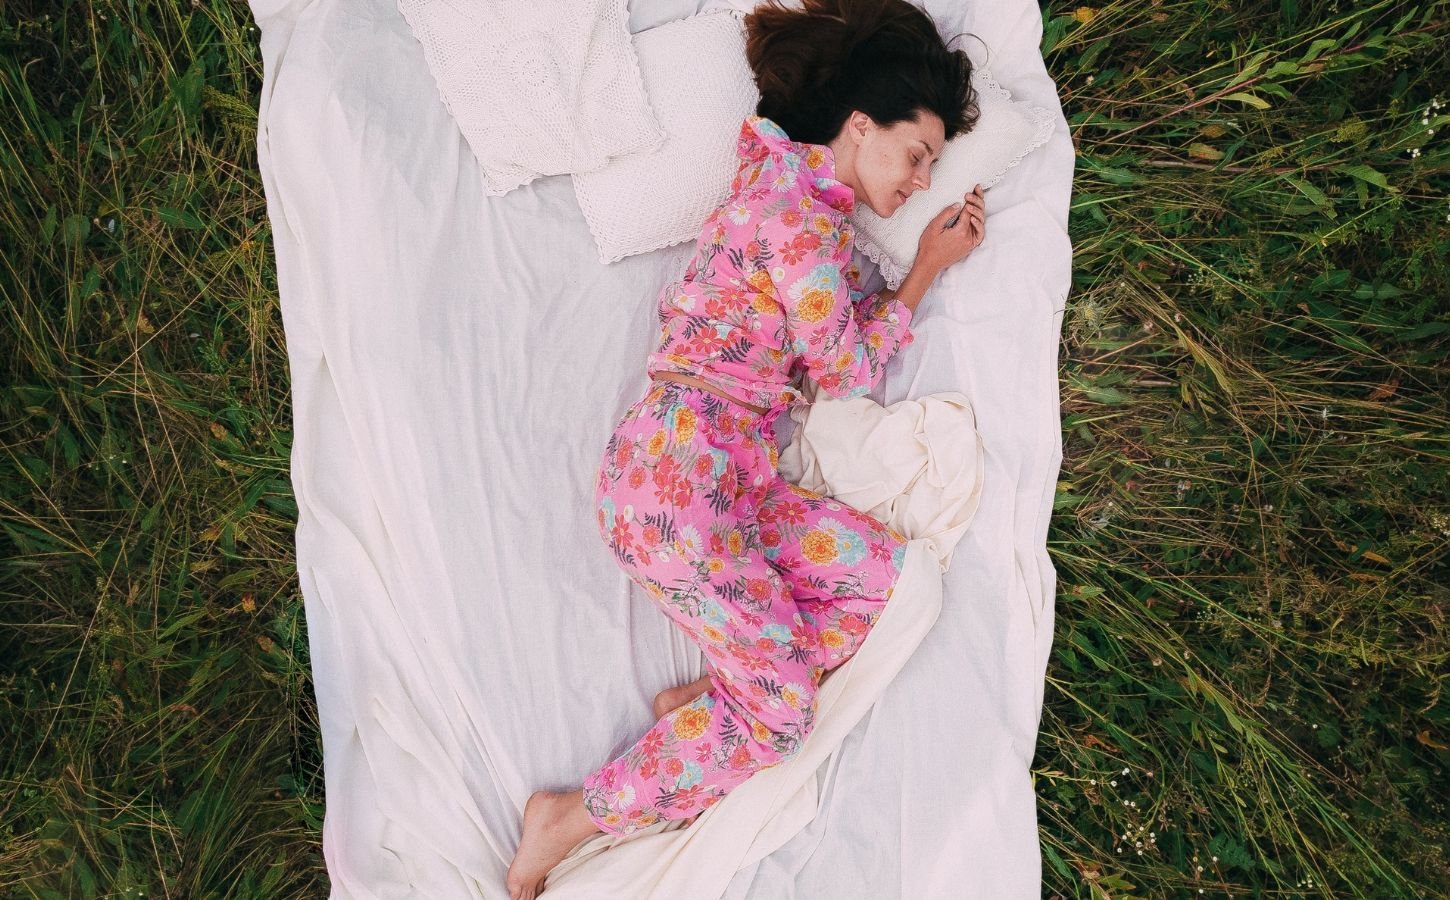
[292,348,499,897]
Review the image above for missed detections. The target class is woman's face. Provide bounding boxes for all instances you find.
[833,109,946,218]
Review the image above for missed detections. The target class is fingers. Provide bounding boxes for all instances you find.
[919,184,985,267]
[960,189,985,227]
[946,185,983,221]
[958,190,983,220]
[962,204,984,234]
[950,203,982,228]
[948,204,984,240]
[951,195,986,253]
[933,201,963,226]
[935,185,985,228]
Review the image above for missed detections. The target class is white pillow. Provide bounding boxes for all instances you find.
[850,64,1057,288]
[571,10,759,265]
[398,0,665,197]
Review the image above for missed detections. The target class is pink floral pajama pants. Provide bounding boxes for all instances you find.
[581,378,909,837]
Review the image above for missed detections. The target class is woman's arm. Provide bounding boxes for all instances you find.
[754,211,913,400]
[876,262,940,316]
[878,186,988,314]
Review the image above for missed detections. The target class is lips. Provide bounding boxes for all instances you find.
[897,190,908,203]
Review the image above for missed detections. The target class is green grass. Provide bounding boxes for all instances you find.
[1,0,1446,897]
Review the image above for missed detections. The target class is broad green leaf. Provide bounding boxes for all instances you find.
[1223,91,1271,109]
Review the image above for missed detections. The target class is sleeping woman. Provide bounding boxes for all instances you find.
[509,0,986,894]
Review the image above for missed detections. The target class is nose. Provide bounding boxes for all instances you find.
[913,170,930,192]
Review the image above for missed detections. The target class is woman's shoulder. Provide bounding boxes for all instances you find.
[723,188,846,236]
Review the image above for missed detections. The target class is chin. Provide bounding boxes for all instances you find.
[872,197,902,219]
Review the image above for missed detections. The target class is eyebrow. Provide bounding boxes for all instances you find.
[915,139,941,162]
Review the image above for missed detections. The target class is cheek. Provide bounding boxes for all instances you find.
[866,150,911,194]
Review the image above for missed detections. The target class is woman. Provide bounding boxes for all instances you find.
[509,0,986,895]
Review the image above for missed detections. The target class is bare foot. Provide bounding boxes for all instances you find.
[652,673,715,721]
[506,789,602,899]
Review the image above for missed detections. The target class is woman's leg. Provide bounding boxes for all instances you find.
[582,387,821,837]
[749,475,911,674]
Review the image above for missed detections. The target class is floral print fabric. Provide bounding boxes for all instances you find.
[581,379,910,836]
[643,115,916,412]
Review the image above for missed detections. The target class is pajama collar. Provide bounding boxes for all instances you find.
[735,115,856,215]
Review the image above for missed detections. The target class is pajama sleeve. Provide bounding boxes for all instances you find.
[756,211,915,400]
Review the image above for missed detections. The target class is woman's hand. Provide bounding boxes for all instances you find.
[915,184,986,274]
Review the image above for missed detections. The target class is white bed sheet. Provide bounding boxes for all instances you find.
[249,0,1073,896]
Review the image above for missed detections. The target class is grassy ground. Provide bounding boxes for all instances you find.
[1,0,1446,897]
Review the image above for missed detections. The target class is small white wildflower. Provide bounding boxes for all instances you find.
[1110,779,1117,786]
[1122,767,1129,775]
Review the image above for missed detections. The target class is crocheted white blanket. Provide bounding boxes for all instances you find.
[396,0,664,196]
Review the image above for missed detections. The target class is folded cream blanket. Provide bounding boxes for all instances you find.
[540,388,986,899]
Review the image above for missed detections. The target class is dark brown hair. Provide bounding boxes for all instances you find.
[743,0,981,146]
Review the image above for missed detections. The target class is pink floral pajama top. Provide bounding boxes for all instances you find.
[643,115,916,411]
